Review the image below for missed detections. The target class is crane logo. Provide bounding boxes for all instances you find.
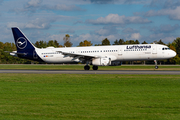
[16,37,27,49]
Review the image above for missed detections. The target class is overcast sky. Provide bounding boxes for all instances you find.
[0,0,180,46]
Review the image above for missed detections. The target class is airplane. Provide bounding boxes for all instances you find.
[9,27,176,70]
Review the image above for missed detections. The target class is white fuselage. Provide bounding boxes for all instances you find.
[11,27,177,70]
[35,44,176,64]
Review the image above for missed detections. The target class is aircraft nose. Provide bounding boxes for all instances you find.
[171,50,176,57]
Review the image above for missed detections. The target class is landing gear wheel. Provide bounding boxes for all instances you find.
[154,60,158,69]
[84,65,90,70]
[155,66,158,69]
[92,65,98,70]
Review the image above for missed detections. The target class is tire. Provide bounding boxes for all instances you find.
[92,65,98,70]
[84,65,90,70]
[155,66,158,69]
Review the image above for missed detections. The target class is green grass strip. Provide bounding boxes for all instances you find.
[0,74,180,119]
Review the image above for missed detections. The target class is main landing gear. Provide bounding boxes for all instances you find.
[84,65,90,70]
[92,65,98,70]
[84,65,98,70]
[154,60,158,69]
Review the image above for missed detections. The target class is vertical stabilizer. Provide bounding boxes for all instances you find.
[11,27,36,51]
[11,27,43,62]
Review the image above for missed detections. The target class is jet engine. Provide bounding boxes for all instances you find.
[92,57,111,66]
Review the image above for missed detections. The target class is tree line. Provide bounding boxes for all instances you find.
[0,34,180,64]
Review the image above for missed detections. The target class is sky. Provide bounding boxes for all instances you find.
[0,0,180,46]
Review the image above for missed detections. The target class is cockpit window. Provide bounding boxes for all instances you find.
[162,47,170,50]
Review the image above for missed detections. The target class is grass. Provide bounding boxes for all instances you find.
[0,74,180,119]
[0,64,179,70]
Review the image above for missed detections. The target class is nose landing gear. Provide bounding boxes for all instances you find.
[154,60,158,69]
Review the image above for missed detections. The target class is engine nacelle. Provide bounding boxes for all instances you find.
[92,58,111,66]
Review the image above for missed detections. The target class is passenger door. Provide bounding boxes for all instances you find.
[118,47,123,56]
[152,45,157,54]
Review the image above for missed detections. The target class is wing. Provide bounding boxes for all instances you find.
[57,51,100,61]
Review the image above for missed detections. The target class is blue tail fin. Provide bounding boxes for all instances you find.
[11,27,36,51]
[11,27,43,62]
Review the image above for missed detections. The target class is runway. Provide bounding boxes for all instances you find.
[0,70,179,74]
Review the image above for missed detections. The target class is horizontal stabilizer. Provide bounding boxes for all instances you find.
[5,51,27,57]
